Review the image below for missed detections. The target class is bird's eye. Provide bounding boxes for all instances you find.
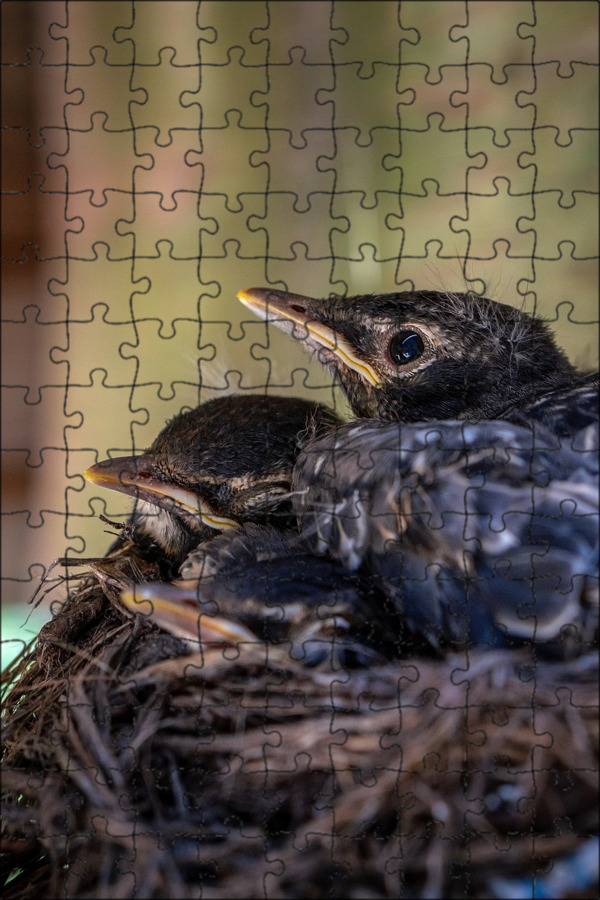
[388,331,425,365]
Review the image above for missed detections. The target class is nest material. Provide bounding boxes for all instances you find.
[2,566,598,900]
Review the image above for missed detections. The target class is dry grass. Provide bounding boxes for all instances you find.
[2,567,598,899]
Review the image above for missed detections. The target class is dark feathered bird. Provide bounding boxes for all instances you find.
[120,525,403,666]
[235,287,598,656]
[237,287,598,432]
[85,394,341,574]
[116,290,598,660]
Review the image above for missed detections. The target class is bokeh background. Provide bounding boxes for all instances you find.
[2,0,598,662]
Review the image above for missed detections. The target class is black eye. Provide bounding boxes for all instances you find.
[389,331,425,365]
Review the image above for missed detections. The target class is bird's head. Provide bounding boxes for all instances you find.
[238,288,577,421]
[85,394,340,566]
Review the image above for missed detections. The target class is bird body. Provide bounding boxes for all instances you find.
[292,418,598,655]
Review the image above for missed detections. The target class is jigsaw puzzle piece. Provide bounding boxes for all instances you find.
[331,192,402,263]
[398,1,467,81]
[1,507,77,611]
[65,46,145,132]
[130,47,201,145]
[130,242,203,334]
[2,127,67,197]
[332,243,419,298]
[126,385,212,452]
[113,1,202,66]
[449,241,535,304]
[521,192,597,261]
[252,47,333,146]
[193,316,274,397]
[198,243,268,312]
[198,196,267,257]
[2,306,68,407]
[519,255,599,370]
[264,243,343,300]
[64,373,150,482]
[252,1,341,64]
[49,1,133,65]
[455,64,535,146]
[466,128,535,196]
[2,1,67,65]
[197,0,268,65]
[117,192,200,259]
[67,191,135,259]
[3,448,86,540]
[451,177,535,258]
[394,114,486,196]
[332,1,403,76]
[120,318,203,402]
[132,130,202,209]
[50,303,137,390]
[253,129,333,210]
[2,386,81,471]
[247,193,340,260]
[518,131,599,207]
[317,128,400,206]
[47,112,153,205]
[321,62,404,145]
[3,246,68,322]
[397,63,467,133]
[197,46,267,129]
[391,181,469,259]
[55,245,146,322]
[195,110,268,211]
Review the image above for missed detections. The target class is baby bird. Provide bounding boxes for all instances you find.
[120,526,402,666]
[237,287,598,656]
[85,394,341,575]
[237,287,598,433]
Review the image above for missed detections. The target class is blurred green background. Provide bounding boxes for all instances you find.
[2,0,598,665]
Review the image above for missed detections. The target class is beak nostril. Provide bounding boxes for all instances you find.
[290,304,307,314]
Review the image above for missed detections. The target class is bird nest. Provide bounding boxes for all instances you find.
[2,565,598,900]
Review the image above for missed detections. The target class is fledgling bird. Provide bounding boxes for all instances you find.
[85,394,341,577]
[237,287,598,655]
[237,287,598,433]
[84,393,396,666]
[120,526,405,666]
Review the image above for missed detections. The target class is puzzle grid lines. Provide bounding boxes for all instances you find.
[1,2,598,898]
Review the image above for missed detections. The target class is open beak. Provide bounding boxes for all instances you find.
[237,287,382,388]
[120,583,258,645]
[84,454,239,532]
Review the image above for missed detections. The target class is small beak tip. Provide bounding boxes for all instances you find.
[237,288,257,304]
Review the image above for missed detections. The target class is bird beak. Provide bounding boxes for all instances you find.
[120,583,258,645]
[237,287,382,387]
[84,454,239,531]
